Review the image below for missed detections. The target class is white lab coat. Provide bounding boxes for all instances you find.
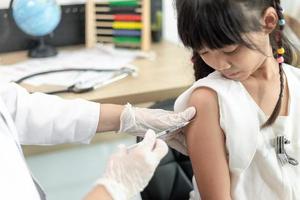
[0,83,100,200]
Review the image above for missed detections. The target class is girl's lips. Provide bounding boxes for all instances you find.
[226,72,239,77]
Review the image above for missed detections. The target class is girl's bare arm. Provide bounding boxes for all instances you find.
[186,87,231,200]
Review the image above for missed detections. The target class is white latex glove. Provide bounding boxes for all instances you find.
[119,103,196,155]
[96,130,168,200]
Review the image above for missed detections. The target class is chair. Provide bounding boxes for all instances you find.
[138,99,194,200]
[140,147,193,200]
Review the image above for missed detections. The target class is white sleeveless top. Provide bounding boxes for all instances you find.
[174,64,300,200]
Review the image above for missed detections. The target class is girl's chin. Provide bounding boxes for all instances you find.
[223,73,247,81]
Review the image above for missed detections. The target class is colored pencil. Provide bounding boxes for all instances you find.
[96,14,142,21]
[96,0,141,7]
[97,36,141,43]
[97,41,141,48]
[97,36,141,48]
[96,29,142,36]
[115,43,141,48]
[95,6,141,13]
[96,21,142,29]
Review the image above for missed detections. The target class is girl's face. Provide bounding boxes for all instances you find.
[198,32,273,81]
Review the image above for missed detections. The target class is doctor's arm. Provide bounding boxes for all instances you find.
[185,88,231,200]
[85,186,112,200]
[0,83,195,149]
[96,104,124,132]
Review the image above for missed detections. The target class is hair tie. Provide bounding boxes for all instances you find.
[279,19,286,26]
[277,47,285,55]
[277,56,284,64]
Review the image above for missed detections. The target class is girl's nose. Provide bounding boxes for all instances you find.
[219,65,231,71]
[212,52,231,71]
[215,61,231,71]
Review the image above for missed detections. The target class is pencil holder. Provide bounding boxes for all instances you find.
[85,0,151,51]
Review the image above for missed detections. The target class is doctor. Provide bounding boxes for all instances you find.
[0,82,195,199]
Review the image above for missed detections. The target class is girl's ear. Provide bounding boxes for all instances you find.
[262,7,278,34]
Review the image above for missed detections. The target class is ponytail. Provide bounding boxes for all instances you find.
[262,0,286,128]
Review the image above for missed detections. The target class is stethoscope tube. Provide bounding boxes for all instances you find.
[14,68,123,84]
[13,67,137,94]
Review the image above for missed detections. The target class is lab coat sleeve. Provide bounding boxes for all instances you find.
[0,83,100,145]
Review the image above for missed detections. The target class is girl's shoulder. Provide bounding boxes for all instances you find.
[175,71,261,174]
[174,71,237,112]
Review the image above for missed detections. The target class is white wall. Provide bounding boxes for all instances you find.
[282,0,300,19]
[162,0,180,44]
[0,0,10,8]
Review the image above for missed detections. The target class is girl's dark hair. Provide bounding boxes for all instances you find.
[175,0,295,128]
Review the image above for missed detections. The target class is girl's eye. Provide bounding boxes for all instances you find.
[223,46,240,55]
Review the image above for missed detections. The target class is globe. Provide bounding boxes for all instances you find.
[12,0,61,37]
[12,0,62,58]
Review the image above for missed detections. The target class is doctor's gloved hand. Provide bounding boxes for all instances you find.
[118,103,196,155]
[96,130,168,200]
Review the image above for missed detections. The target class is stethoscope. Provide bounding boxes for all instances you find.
[14,66,138,94]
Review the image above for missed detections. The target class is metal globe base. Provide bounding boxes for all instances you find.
[28,37,57,58]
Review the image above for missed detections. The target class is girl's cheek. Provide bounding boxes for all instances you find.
[201,55,217,69]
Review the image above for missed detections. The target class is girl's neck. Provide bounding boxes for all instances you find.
[251,57,280,81]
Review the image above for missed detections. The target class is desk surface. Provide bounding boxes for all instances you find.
[0,41,194,105]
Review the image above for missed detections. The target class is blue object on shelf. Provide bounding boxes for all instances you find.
[12,0,61,37]
[11,0,62,58]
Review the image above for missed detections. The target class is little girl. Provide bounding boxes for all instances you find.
[174,0,300,199]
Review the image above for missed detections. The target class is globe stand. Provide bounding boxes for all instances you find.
[29,37,57,58]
